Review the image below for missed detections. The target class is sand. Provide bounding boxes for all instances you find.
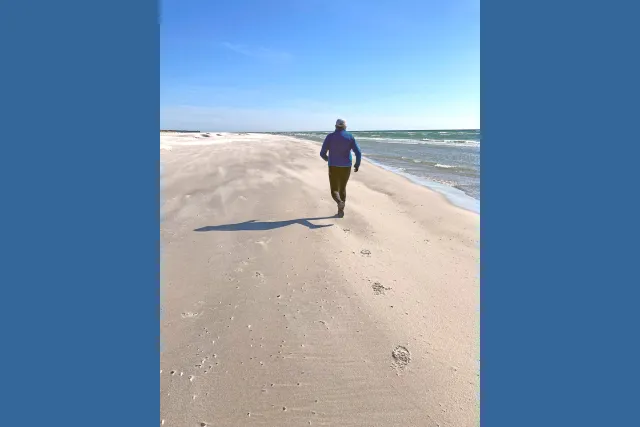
[160,132,479,426]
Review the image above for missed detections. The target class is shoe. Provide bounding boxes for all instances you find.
[337,208,345,218]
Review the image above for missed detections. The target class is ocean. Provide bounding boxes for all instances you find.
[270,130,480,213]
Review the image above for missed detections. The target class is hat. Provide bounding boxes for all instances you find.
[335,119,347,129]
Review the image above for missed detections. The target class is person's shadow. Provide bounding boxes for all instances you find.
[194,216,337,232]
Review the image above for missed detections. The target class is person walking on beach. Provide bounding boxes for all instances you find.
[320,119,362,217]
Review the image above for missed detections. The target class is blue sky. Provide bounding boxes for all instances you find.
[161,0,479,131]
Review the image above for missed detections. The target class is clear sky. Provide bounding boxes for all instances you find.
[160,0,479,132]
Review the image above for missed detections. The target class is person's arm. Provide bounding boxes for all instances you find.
[320,135,329,162]
[352,137,362,171]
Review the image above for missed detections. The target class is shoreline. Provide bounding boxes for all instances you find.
[365,157,480,214]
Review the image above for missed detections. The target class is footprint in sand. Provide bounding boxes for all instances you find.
[360,249,371,256]
[392,346,411,369]
[180,311,198,319]
[255,237,272,248]
[372,282,391,295]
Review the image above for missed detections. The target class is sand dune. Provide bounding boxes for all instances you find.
[160,133,479,426]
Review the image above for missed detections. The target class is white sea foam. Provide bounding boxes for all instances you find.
[435,163,454,168]
[355,136,478,147]
[422,138,479,146]
[370,137,422,145]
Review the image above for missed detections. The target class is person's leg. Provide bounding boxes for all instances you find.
[334,167,350,217]
[339,167,351,203]
[328,167,342,204]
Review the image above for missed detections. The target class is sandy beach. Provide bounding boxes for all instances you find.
[160,132,479,426]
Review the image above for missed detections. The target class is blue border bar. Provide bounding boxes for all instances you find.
[1,0,159,425]
[483,0,640,425]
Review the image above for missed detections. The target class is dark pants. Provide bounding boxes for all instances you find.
[328,166,351,204]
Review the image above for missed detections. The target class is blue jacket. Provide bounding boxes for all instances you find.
[320,130,362,168]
